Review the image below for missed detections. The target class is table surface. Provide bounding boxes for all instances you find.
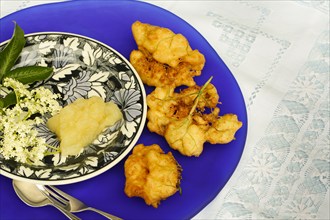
[1,1,329,219]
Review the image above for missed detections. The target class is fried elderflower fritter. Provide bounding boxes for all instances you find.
[130,21,205,87]
[147,83,219,136]
[164,109,242,156]
[147,77,242,157]
[124,144,182,208]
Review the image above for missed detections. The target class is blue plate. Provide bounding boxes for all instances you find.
[0,1,247,219]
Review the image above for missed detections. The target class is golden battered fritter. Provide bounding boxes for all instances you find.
[129,21,242,157]
[124,144,182,208]
[164,107,242,156]
[146,83,219,136]
[130,21,205,87]
[146,80,242,157]
[130,50,201,87]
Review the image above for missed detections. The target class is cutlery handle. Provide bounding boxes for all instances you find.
[54,205,81,220]
[87,207,122,220]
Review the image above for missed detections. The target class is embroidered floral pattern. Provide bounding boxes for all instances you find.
[216,28,329,220]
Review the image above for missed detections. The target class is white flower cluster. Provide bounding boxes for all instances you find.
[0,78,62,164]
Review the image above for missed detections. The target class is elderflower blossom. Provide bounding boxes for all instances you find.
[0,78,62,164]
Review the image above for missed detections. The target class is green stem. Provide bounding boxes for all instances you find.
[188,76,213,116]
[14,89,20,104]
[46,144,59,151]
[23,110,32,121]
[44,143,60,156]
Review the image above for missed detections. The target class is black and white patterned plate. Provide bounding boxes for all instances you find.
[0,33,147,184]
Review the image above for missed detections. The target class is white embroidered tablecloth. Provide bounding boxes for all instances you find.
[1,1,329,219]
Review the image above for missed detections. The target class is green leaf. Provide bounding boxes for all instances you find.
[0,92,17,108]
[5,66,53,84]
[0,22,26,82]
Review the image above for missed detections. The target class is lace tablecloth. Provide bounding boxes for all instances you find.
[1,1,329,219]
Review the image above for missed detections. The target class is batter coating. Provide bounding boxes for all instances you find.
[147,82,242,157]
[124,144,182,208]
[130,21,205,87]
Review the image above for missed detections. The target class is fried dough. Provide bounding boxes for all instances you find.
[129,21,242,155]
[147,83,242,157]
[130,21,205,87]
[124,144,182,208]
[146,83,219,136]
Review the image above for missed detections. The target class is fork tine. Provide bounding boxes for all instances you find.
[47,185,78,203]
[41,185,122,220]
[35,185,81,220]
[37,185,69,206]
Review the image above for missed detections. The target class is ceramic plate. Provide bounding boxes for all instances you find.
[0,1,247,220]
[0,32,147,185]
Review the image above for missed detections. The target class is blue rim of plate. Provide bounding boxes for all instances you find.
[0,1,248,219]
[0,31,147,185]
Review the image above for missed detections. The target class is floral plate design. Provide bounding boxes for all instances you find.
[0,32,147,185]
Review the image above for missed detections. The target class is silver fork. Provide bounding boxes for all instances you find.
[37,185,122,220]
